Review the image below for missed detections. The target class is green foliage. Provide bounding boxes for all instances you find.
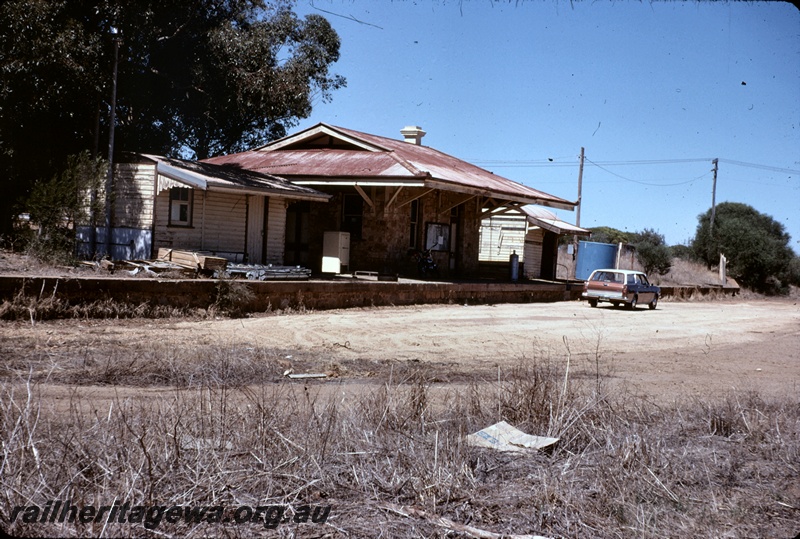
[0,0,345,233]
[24,152,105,264]
[116,1,346,159]
[587,226,633,245]
[631,228,672,275]
[787,257,800,288]
[691,202,795,294]
[669,244,694,261]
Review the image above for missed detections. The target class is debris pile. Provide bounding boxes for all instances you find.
[157,248,227,272]
[83,248,312,280]
[227,264,311,281]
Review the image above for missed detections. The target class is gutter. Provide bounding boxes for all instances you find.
[425,178,578,211]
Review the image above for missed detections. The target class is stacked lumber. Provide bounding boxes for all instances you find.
[157,248,228,272]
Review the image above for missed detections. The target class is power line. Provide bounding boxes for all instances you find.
[470,157,714,168]
[470,156,800,174]
[717,159,800,175]
[584,157,712,186]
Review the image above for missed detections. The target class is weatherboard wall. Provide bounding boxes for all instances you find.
[153,189,248,257]
[524,228,545,279]
[113,163,156,228]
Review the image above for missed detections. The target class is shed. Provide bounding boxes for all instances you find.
[521,206,591,280]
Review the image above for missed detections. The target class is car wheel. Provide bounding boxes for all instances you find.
[649,296,658,310]
[627,296,637,310]
[588,299,598,308]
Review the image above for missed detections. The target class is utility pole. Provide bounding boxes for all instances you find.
[571,147,585,280]
[104,27,121,258]
[710,158,718,234]
[576,147,584,229]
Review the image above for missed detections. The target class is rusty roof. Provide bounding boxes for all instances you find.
[205,123,577,210]
[137,154,330,201]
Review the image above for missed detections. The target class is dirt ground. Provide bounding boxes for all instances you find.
[3,296,798,404]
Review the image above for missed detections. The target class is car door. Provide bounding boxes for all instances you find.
[635,274,655,303]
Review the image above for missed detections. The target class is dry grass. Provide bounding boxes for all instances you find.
[0,279,261,321]
[656,258,726,288]
[1,342,798,538]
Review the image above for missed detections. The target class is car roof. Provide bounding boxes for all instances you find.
[590,269,645,275]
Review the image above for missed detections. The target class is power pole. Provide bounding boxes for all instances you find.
[710,158,718,234]
[576,147,584,228]
[104,28,121,258]
[571,147,585,280]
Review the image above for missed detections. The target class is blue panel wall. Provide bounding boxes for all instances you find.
[575,241,617,280]
[76,227,152,260]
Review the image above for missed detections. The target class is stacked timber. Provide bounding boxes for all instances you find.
[157,248,228,272]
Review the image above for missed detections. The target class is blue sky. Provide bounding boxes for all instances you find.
[291,0,799,249]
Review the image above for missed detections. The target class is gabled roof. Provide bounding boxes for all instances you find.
[136,154,330,202]
[521,206,591,237]
[204,123,577,210]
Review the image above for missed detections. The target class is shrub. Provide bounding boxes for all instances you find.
[669,244,694,261]
[632,228,671,275]
[23,152,105,264]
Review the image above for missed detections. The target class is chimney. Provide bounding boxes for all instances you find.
[400,125,426,145]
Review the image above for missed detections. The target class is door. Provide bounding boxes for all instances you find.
[540,231,558,280]
[285,201,310,266]
[246,195,266,264]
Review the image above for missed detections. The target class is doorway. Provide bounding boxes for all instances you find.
[285,201,310,265]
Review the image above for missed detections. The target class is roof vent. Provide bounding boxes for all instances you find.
[400,125,426,145]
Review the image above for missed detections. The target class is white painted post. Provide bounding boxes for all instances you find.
[719,253,727,285]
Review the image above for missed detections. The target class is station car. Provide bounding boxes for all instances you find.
[582,269,660,310]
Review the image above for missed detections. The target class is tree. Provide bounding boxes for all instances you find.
[113,1,346,159]
[0,0,108,236]
[24,152,106,263]
[692,202,795,294]
[669,244,694,261]
[631,228,671,276]
[587,226,633,245]
[0,0,345,235]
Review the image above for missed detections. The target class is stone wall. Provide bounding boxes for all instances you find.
[305,187,483,279]
[0,276,577,315]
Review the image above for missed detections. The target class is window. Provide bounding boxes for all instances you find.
[409,199,420,248]
[342,194,363,241]
[425,222,450,251]
[169,187,193,226]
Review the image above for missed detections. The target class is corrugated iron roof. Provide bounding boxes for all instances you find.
[205,123,577,210]
[138,154,330,201]
[521,205,591,236]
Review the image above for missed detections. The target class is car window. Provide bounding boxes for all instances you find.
[640,275,650,285]
[627,274,636,285]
